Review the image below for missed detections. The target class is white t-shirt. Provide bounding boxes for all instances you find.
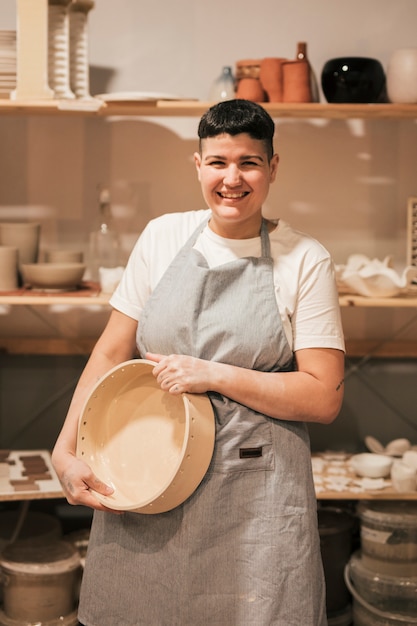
[110,210,345,353]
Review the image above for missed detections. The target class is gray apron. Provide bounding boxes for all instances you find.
[79,218,327,626]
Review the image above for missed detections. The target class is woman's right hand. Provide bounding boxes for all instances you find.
[52,450,121,513]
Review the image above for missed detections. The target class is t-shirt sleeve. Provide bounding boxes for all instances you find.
[292,254,345,352]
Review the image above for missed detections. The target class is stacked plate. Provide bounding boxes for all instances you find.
[0,30,16,99]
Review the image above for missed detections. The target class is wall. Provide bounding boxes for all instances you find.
[0,0,417,452]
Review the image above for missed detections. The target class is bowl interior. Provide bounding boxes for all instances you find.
[77,360,190,509]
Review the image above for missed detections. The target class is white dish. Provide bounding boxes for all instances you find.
[21,262,86,291]
[95,91,195,103]
[76,359,215,514]
[350,453,393,478]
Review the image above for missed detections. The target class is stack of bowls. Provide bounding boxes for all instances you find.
[345,501,417,625]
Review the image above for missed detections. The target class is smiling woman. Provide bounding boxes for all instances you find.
[52,100,345,626]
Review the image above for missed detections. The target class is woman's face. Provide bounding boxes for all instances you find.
[194,133,279,239]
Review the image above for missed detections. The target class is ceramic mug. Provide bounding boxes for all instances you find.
[0,246,18,291]
[391,460,417,493]
[0,222,41,266]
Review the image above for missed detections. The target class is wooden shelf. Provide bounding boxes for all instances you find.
[313,454,417,500]
[0,291,416,307]
[339,292,417,307]
[0,292,110,306]
[1,99,417,119]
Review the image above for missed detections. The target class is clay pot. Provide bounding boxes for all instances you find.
[282,59,312,102]
[387,48,417,103]
[259,57,286,102]
[235,77,266,102]
[0,222,40,266]
[0,246,18,291]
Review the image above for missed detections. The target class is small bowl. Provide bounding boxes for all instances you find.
[350,453,393,478]
[21,262,86,291]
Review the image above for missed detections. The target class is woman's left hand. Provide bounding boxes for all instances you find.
[146,352,213,395]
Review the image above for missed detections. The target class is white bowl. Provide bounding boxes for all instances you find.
[76,359,215,514]
[21,262,86,291]
[351,453,393,478]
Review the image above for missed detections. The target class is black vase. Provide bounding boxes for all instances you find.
[321,57,386,103]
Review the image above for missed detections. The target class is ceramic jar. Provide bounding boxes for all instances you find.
[387,48,417,103]
[259,58,286,102]
[235,78,265,102]
[0,246,18,291]
[321,57,385,103]
[0,222,40,266]
[282,59,312,103]
[235,59,266,102]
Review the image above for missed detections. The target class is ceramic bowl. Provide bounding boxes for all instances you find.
[321,57,386,103]
[20,263,86,291]
[76,359,215,514]
[350,453,393,478]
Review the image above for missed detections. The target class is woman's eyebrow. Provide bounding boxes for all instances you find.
[203,154,265,162]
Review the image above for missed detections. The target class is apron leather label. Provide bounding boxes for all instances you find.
[239,447,263,459]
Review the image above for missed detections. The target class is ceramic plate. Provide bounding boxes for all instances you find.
[95,91,194,103]
[76,359,215,514]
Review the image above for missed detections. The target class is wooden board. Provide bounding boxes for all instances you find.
[0,450,63,501]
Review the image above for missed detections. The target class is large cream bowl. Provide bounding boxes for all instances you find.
[76,359,215,514]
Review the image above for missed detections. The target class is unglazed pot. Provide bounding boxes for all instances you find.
[282,59,312,103]
[235,77,266,102]
[0,246,18,290]
[0,222,40,266]
[387,48,417,103]
[259,57,286,102]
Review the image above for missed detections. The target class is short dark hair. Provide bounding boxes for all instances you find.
[197,99,275,161]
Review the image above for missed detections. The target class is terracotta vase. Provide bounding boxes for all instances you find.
[282,59,312,103]
[235,78,266,102]
[259,57,286,102]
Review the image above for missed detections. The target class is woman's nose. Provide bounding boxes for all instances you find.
[223,165,241,185]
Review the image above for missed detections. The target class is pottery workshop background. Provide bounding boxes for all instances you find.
[0,0,417,453]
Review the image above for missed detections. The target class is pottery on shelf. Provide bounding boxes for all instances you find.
[336,254,417,298]
[321,57,386,103]
[0,246,18,291]
[387,48,417,103]
[282,59,312,103]
[235,77,266,102]
[259,57,286,102]
[0,222,41,266]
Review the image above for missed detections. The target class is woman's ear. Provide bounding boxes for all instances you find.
[270,153,279,182]
[193,151,202,181]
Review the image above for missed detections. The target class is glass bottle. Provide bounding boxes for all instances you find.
[89,188,120,281]
[209,66,235,101]
[296,41,319,102]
